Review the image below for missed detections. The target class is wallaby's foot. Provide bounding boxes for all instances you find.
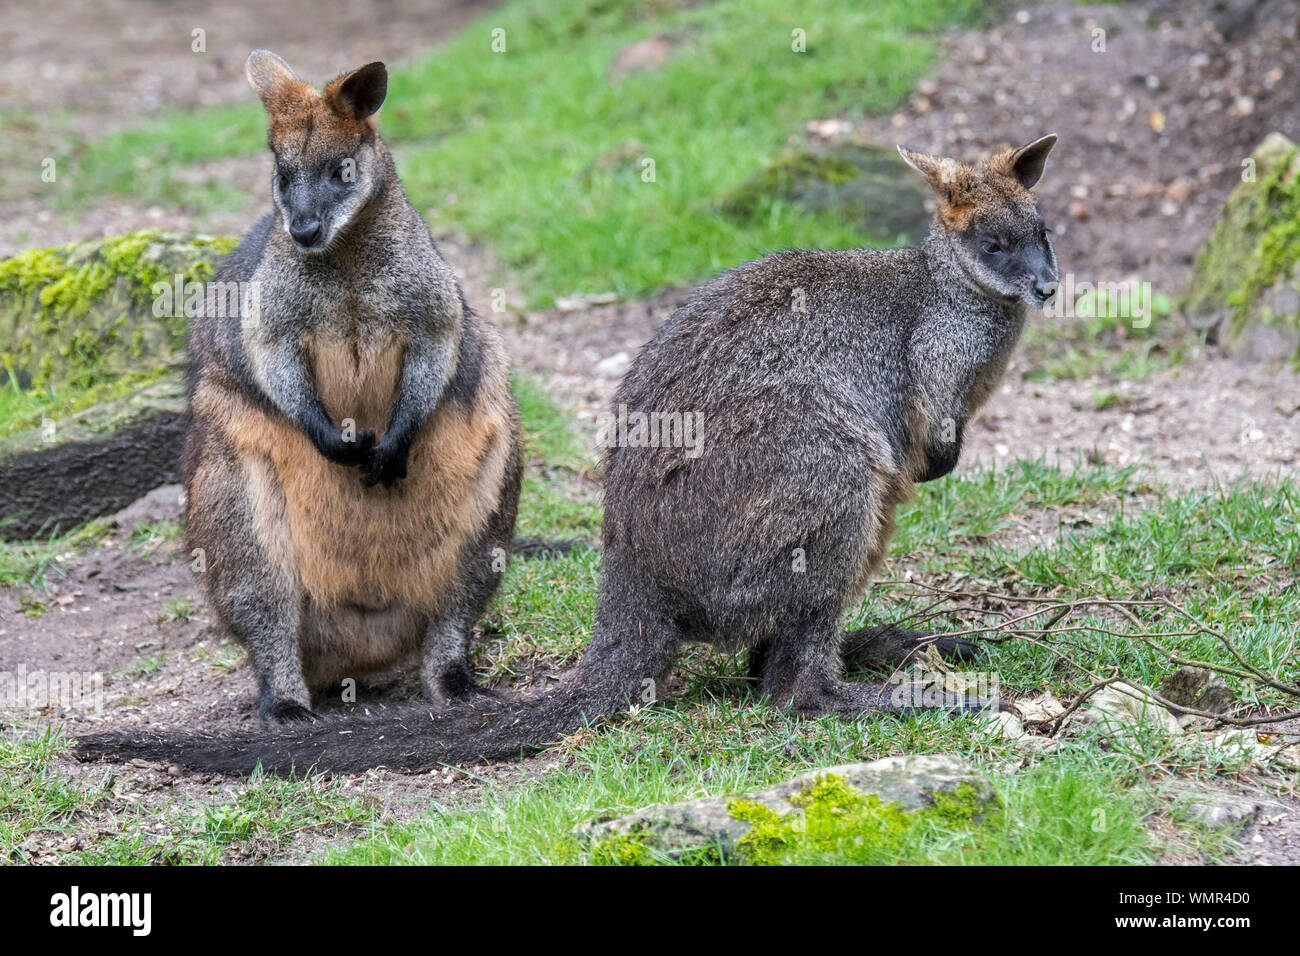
[841,625,979,670]
[768,677,1004,719]
[826,679,1006,718]
[263,700,320,724]
[420,661,498,713]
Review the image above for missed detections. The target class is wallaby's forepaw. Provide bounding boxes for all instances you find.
[316,425,375,468]
[361,439,410,488]
[263,700,320,725]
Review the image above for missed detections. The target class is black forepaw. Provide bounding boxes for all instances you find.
[361,440,410,488]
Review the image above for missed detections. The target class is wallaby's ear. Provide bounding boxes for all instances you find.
[897,145,967,202]
[245,50,301,107]
[325,62,388,125]
[997,134,1058,189]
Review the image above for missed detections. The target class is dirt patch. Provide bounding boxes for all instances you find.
[0,0,501,255]
[0,516,575,864]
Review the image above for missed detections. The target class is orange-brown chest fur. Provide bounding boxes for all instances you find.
[195,347,511,615]
[307,328,404,434]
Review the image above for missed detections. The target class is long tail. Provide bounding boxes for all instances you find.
[75,573,675,775]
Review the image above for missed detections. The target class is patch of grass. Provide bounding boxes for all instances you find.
[161,596,197,622]
[127,520,184,554]
[858,467,1299,706]
[514,374,590,470]
[0,722,376,865]
[512,373,602,542]
[193,641,245,670]
[61,0,988,305]
[0,520,109,589]
[323,701,1192,865]
[0,728,104,862]
[479,545,601,679]
[118,652,167,677]
[1019,292,1188,382]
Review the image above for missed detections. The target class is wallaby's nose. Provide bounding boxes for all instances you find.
[1034,273,1058,302]
[290,219,322,247]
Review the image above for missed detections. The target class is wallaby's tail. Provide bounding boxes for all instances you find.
[75,567,676,775]
[511,537,590,559]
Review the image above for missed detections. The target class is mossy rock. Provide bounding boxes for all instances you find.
[720,141,931,245]
[581,754,998,864]
[0,375,187,540]
[1180,132,1300,365]
[0,230,238,391]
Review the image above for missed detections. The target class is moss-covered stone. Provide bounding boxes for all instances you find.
[0,230,237,393]
[1181,133,1300,365]
[580,755,999,865]
[720,141,931,244]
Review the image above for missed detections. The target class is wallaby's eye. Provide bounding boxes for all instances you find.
[333,160,354,183]
[1041,226,1053,240]
[980,240,1002,255]
[276,173,289,191]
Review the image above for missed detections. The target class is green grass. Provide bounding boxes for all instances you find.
[853,462,1299,706]
[0,520,109,589]
[1,726,377,865]
[322,703,1197,865]
[326,457,1291,865]
[4,381,1288,866]
[59,0,987,305]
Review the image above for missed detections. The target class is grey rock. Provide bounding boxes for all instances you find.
[581,754,996,860]
[1160,665,1235,716]
[720,141,932,246]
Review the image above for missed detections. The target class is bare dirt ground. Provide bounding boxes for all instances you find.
[0,0,501,253]
[2,0,1298,864]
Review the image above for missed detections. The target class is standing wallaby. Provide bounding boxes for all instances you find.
[175,51,522,722]
[79,134,1057,773]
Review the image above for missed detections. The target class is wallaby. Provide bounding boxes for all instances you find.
[165,51,522,722]
[78,134,1057,773]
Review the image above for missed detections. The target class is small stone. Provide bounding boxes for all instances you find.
[1185,792,1263,830]
[594,352,631,378]
[1160,665,1234,715]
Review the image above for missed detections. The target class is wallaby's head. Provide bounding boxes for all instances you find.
[898,135,1059,307]
[245,50,390,254]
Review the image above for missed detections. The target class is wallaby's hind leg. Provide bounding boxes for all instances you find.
[752,626,977,680]
[758,612,999,718]
[420,611,494,709]
[841,625,978,671]
[420,448,521,708]
[190,452,313,724]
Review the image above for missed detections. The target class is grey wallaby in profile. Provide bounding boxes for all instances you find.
[79,134,1057,773]
[126,51,523,723]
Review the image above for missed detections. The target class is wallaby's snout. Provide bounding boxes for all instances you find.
[245,50,389,254]
[898,133,1059,309]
